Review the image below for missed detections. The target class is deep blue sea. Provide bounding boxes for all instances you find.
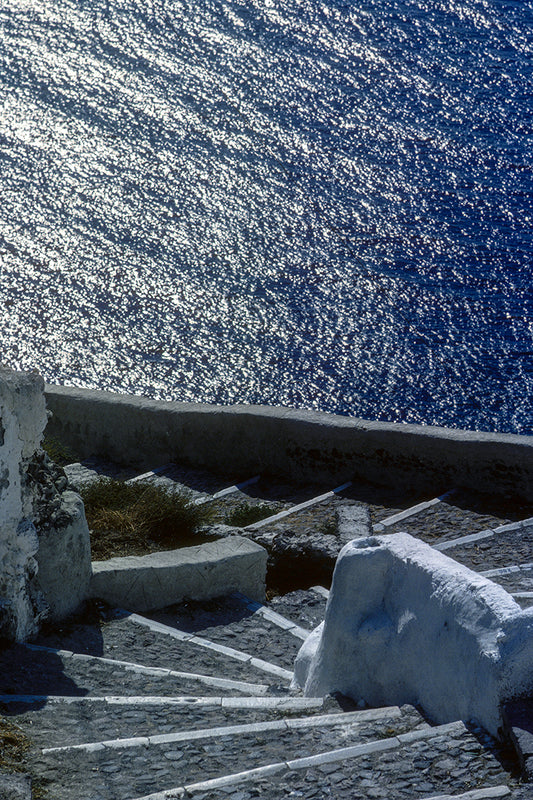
[1,0,532,433]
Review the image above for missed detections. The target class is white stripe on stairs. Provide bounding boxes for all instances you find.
[245,482,352,530]
[127,721,468,800]
[119,610,294,681]
[23,644,269,694]
[231,592,311,640]
[42,706,402,754]
[373,489,455,533]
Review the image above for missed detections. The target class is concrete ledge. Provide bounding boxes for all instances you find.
[44,385,533,501]
[89,536,267,612]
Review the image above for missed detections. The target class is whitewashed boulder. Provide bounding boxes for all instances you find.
[34,488,92,621]
[293,532,533,737]
[0,368,48,640]
[0,368,92,639]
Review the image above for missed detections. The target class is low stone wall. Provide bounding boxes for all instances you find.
[45,384,533,501]
[89,536,267,611]
[293,532,533,737]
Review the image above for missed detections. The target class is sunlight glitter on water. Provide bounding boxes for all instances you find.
[0,0,532,433]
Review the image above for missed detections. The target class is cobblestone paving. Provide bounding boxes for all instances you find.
[446,527,533,573]
[30,610,293,686]
[4,457,533,799]
[145,598,303,671]
[381,501,512,542]
[26,706,431,800]
[199,729,517,800]
[268,590,328,631]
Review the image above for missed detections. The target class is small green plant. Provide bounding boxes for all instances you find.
[42,435,77,466]
[223,501,276,527]
[79,478,215,559]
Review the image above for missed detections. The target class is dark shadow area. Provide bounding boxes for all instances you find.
[0,602,107,716]
[267,554,335,595]
[444,487,533,523]
[0,644,88,715]
[465,720,523,779]
[146,595,257,635]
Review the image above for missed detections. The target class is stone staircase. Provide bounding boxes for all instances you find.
[1,458,533,799]
[0,592,520,800]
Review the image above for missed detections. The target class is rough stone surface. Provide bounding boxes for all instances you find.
[294,532,533,737]
[0,368,47,640]
[0,772,32,800]
[89,536,267,610]
[44,383,533,502]
[34,489,92,621]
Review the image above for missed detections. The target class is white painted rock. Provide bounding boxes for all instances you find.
[293,532,533,737]
[35,490,92,621]
[0,368,48,640]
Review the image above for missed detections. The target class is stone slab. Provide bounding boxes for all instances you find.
[89,536,267,611]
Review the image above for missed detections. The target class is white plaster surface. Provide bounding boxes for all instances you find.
[35,490,92,620]
[0,368,47,640]
[293,532,533,736]
[90,535,267,610]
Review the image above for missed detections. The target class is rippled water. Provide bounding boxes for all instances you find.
[1,0,532,433]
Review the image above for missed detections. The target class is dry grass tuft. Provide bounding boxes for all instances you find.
[80,478,216,560]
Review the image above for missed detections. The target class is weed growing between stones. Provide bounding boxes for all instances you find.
[41,436,77,466]
[0,716,30,772]
[0,716,48,796]
[79,478,216,560]
[223,501,276,527]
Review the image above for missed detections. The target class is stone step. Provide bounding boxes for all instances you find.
[41,704,410,755]
[6,695,343,751]
[244,481,352,530]
[122,720,514,800]
[0,642,258,699]
[30,605,298,688]
[374,494,513,545]
[121,610,294,682]
[230,592,311,640]
[373,490,456,533]
[479,563,533,598]
[27,705,428,800]
[129,596,304,673]
[24,644,270,695]
[268,588,328,631]
[440,524,533,574]
[422,789,512,800]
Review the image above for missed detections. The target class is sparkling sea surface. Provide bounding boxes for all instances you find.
[1,0,532,434]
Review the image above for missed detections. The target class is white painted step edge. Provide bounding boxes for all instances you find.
[42,706,403,754]
[373,489,455,532]
[310,585,330,599]
[0,695,325,709]
[194,475,260,504]
[23,644,269,694]
[481,562,533,578]
[231,592,311,640]
[434,515,533,551]
[121,610,294,681]
[127,721,468,800]
[245,481,352,530]
[421,787,511,800]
